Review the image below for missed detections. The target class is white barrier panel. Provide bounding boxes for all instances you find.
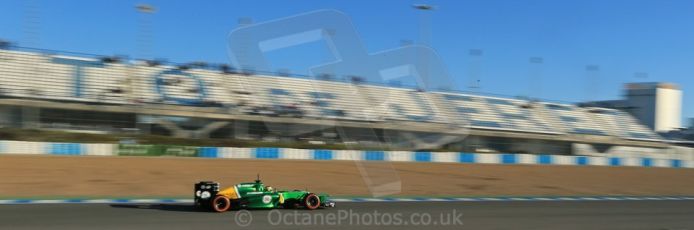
[588,156,608,166]
[281,148,311,160]
[554,155,575,165]
[653,159,670,168]
[386,151,412,162]
[218,147,252,159]
[622,157,641,167]
[333,150,361,161]
[687,160,694,168]
[2,141,46,155]
[84,144,116,156]
[432,152,457,163]
[518,154,535,164]
[476,154,500,164]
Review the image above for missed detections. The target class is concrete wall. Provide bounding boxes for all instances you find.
[572,143,675,159]
[1,140,693,169]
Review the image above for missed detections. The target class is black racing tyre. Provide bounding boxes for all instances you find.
[211,196,231,212]
[303,193,321,210]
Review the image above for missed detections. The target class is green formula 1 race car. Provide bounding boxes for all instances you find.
[194,177,335,212]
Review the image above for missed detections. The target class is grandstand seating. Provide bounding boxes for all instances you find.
[0,48,661,141]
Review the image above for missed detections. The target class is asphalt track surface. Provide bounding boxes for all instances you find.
[1,200,694,230]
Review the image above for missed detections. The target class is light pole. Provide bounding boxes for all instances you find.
[22,0,41,48]
[130,4,156,112]
[412,4,435,90]
[634,72,649,80]
[236,17,254,73]
[136,4,156,60]
[412,4,434,45]
[528,57,544,100]
[468,49,483,91]
[585,65,600,102]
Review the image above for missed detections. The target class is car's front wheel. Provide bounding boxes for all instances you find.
[303,193,321,210]
[211,196,231,212]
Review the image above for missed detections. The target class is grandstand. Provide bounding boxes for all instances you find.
[0,46,670,155]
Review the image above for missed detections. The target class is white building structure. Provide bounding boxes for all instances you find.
[623,82,682,132]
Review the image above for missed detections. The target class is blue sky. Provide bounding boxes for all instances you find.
[1,0,693,123]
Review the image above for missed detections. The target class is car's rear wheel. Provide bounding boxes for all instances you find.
[211,196,231,212]
[303,193,321,210]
